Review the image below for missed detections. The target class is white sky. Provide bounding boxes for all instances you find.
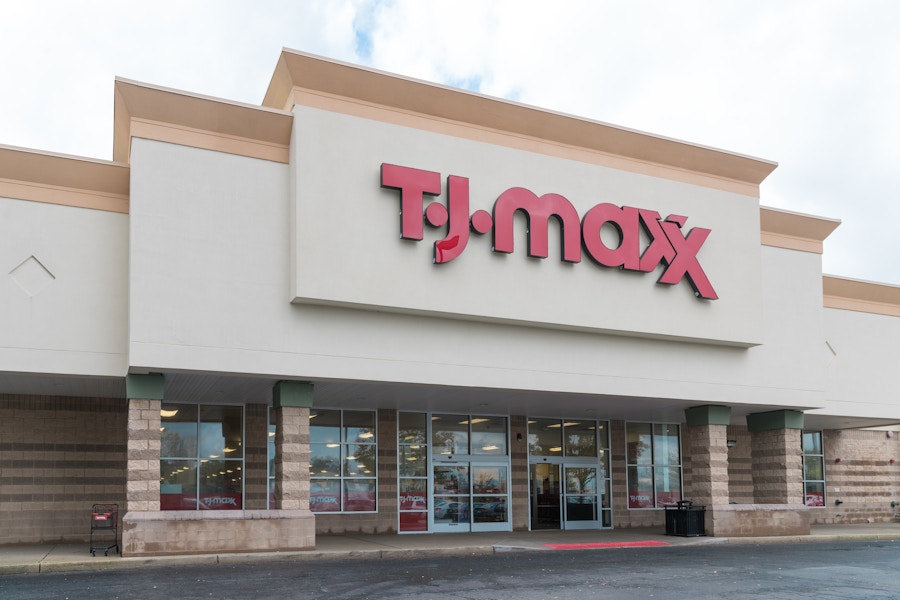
[2,0,898,284]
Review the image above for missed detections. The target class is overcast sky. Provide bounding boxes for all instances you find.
[2,1,898,284]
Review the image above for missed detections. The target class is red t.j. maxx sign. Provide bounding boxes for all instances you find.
[381,163,718,300]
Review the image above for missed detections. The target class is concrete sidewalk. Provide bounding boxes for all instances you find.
[1,523,898,575]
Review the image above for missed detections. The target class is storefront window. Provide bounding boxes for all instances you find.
[802,431,826,507]
[432,414,508,455]
[472,417,508,455]
[528,418,563,456]
[626,423,682,508]
[309,409,377,513]
[160,403,244,510]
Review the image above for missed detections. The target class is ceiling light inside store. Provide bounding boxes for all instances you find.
[160,409,179,418]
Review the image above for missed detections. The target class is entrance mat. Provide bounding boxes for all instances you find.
[543,540,670,550]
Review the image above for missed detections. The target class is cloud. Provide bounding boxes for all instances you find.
[1,0,898,283]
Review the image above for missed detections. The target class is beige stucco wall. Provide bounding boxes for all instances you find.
[0,197,128,377]
[819,307,900,423]
[127,136,831,413]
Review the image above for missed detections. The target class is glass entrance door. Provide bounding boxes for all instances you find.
[433,463,509,532]
[564,466,599,530]
[530,463,561,529]
[433,464,469,532]
[531,463,608,530]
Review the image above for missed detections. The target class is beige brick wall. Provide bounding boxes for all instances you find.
[710,504,810,537]
[725,425,754,503]
[814,429,900,524]
[0,394,127,545]
[244,403,269,510]
[273,405,309,510]
[750,428,803,504]
[123,509,314,556]
[510,415,529,531]
[683,423,730,506]
[125,398,160,512]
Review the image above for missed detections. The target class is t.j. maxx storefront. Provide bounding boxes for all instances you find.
[1,50,898,556]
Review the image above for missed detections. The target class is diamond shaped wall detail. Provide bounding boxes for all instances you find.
[10,256,55,296]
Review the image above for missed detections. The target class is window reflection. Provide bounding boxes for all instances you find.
[308,409,377,513]
[528,418,563,456]
[160,403,243,511]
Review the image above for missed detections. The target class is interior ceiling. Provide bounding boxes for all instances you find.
[3,370,897,430]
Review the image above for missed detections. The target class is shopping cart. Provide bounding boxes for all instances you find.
[89,503,119,556]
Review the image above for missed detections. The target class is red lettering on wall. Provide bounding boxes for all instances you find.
[493,187,581,263]
[380,163,718,300]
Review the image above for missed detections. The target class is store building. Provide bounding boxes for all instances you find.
[1,49,898,556]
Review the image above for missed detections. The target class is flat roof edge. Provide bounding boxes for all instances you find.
[265,49,778,187]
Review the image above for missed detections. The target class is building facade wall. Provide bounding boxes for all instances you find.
[0,395,126,544]
[125,138,836,418]
[822,308,900,422]
[0,390,897,545]
[0,197,128,377]
[2,52,900,551]
[816,429,900,523]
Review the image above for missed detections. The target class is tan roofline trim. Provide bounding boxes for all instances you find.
[824,275,900,317]
[0,145,129,213]
[760,206,840,254]
[114,79,293,164]
[292,87,762,198]
[264,49,778,190]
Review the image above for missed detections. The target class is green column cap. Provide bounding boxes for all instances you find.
[273,381,314,408]
[125,373,165,400]
[685,405,732,426]
[746,409,804,432]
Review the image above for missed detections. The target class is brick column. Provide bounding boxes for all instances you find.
[124,374,164,513]
[748,410,804,505]
[273,381,313,510]
[509,415,529,531]
[377,409,398,531]
[684,405,731,508]
[243,404,269,510]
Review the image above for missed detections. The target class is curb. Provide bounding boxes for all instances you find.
[1,533,896,576]
[722,533,900,546]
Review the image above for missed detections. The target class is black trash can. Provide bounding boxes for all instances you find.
[664,500,706,537]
